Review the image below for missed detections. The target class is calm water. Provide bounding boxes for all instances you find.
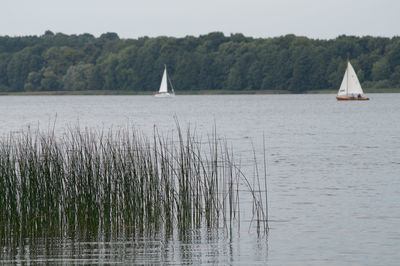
[1,94,399,265]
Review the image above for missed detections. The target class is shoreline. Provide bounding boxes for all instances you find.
[0,88,398,96]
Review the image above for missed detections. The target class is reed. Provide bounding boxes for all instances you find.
[0,124,268,242]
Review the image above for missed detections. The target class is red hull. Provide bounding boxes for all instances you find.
[336,96,369,101]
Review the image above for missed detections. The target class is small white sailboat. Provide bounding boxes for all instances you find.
[336,57,369,101]
[154,65,175,97]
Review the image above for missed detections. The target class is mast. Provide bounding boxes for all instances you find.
[165,64,168,92]
[346,54,349,96]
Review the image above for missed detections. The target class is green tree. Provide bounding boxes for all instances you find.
[43,46,84,75]
[63,64,95,90]
[40,68,61,91]
[0,53,11,89]
[99,32,120,41]
[6,47,43,90]
[24,71,42,91]
[372,57,391,81]
[97,53,119,90]
[1,32,400,92]
[290,48,313,92]
[226,64,243,90]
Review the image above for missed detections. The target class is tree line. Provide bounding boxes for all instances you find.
[1,30,399,93]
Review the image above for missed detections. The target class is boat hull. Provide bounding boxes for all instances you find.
[154,92,174,98]
[336,96,369,101]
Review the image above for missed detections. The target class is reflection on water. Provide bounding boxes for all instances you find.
[1,228,268,264]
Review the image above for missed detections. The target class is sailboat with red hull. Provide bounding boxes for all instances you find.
[336,58,369,101]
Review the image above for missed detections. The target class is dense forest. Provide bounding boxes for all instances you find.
[0,31,399,93]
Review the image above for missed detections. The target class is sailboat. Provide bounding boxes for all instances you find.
[154,65,175,97]
[336,57,369,101]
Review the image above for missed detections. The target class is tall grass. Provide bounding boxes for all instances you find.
[0,124,268,242]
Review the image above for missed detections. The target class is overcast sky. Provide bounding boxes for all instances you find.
[1,0,399,39]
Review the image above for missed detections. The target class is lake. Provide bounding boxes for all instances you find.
[0,94,399,265]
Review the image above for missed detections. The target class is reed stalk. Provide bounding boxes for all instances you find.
[0,124,269,242]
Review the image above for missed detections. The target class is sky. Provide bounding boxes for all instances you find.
[1,0,399,39]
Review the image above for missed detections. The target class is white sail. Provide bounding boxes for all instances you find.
[155,65,175,97]
[337,61,364,96]
[159,67,168,93]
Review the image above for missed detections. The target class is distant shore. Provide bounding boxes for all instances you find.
[0,88,398,96]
